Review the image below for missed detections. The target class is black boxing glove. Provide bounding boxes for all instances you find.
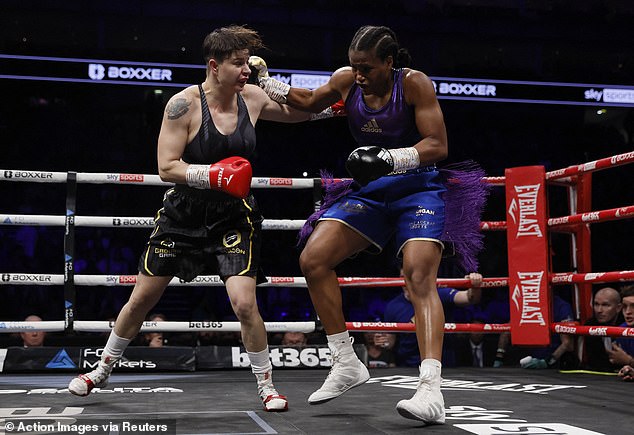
[345,146,420,186]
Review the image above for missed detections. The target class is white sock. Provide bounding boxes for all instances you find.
[327,331,354,356]
[248,347,272,374]
[102,331,131,365]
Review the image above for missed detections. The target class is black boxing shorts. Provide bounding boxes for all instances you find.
[138,185,264,282]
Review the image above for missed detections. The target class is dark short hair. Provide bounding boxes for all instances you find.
[202,25,264,64]
[348,25,412,67]
[621,284,634,299]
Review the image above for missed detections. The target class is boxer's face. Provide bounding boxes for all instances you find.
[349,48,393,96]
[212,49,252,91]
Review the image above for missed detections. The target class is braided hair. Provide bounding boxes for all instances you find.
[348,25,411,68]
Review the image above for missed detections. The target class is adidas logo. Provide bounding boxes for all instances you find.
[361,118,382,133]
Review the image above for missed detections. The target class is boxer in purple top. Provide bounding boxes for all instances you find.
[251,25,488,423]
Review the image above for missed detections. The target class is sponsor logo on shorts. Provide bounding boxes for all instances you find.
[338,201,367,214]
[415,207,435,216]
[409,220,433,230]
[222,230,241,248]
[160,239,175,248]
[154,247,176,258]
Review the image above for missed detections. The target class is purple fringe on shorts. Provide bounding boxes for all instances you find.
[440,160,490,273]
[297,170,354,247]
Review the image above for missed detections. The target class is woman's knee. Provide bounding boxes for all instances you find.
[299,247,327,277]
[231,298,258,321]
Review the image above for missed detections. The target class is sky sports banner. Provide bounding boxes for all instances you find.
[1,54,633,107]
[505,166,551,346]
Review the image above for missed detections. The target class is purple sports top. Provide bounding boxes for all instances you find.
[344,68,422,148]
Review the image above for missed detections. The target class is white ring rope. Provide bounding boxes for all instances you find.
[0,214,305,230]
[1,169,503,187]
[0,170,314,189]
[2,272,634,288]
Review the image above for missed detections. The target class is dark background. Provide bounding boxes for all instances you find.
[1,0,633,325]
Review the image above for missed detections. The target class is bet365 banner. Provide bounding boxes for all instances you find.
[505,166,551,345]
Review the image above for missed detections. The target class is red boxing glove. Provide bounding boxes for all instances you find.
[309,99,347,121]
[186,157,252,199]
[330,99,346,117]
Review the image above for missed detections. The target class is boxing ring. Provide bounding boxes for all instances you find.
[1,150,634,434]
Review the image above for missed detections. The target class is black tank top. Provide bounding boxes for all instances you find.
[182,84,257,164]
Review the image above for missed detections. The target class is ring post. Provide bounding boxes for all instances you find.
[505,166,552,346]
[64,171,77,334]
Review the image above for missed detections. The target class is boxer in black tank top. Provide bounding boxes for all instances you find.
[69,25,313,412]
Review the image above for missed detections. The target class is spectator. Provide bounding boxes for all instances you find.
[364,331,397,368]
[20,315,46,347]
[618,365,633,382]
[607,285,634,374]
[143,313,167,348]
[384,272,483,367]
[520,294,578,369]
[582,287,623,372]
[281,331,308,347]
[454,318,499,367]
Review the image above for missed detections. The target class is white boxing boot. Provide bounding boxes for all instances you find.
[308,334,370,404]
[396,359,445,424]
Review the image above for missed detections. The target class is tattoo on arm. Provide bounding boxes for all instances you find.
[166,98,191,120]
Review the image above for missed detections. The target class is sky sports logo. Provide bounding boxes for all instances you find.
[584,88,634,104]
[88,63,173,82]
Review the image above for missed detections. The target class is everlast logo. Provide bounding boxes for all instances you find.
[511,271,546,325]
[508,184,543,238]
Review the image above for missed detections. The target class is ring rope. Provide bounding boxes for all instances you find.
[1,169,504,187]
[0,213,508,232]
[5,320,633,338]
[546,150,634,181]
[2,271,634,288]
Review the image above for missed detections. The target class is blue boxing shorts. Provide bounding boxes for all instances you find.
[319,167,446,255]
